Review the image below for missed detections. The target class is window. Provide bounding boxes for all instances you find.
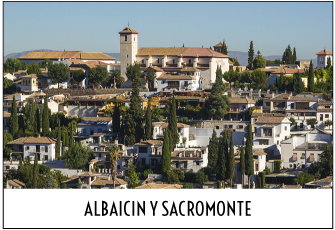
[44,155,48,161]
[82,128,86,134]
[224,125,228,128]
[289,164,292,168]
[99,153,101,158]
[319,154,322,161]
[216,126,219,129]
[243,106,246,110]
[229,125,233,129]
[325,114,329,118]
[141,158,146,166]
[139,147,147,153]
[320,114,323,121]
[127,63,128,66]
[285,126,287,131]
[265,102,270,106]
[142,59,144,64]
[238,125,243,129]
[255,164,259,171]
[125,35,127,41]
[167,81,179,88]
[291,103,294,109]
[117,165,120,169]
[45,146,48,153]
[292,153,297,161]
[134,37,135,41]
[300,123,303,128]
[310,154,314,162]
[173,59,175,64]
[26,146,29,150]
[189,59,191,64]
[98,129,102,133]
[277,140,279,145]
[127,55,128,58]
[196,162,200,166]
[259,140,268,145]
[157,59,159,64]
[263,128,272,136]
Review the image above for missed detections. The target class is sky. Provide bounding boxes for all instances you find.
[3,2,333,60]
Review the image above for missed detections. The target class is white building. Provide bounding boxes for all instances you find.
[316,49,332,69]
[4,73,17,81]
[7,136,59,161]
[76,117,113,142]
[171,147,208,173]
[118,26,230,88]
[281,129,332,169]
[20,75,39,92]
[134,140,163,169]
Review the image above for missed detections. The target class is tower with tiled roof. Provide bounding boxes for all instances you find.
[316,49,332,69]
[119,26,139,81]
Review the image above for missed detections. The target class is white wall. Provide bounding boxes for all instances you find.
[24,143,56,161]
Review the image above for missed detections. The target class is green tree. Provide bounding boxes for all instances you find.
[4,57,23,73]
[221,39,228,55]
[195,170,208,185]
[73,69,86,85]
[245,125,254,189]
[145,69,156,85]
[42,95,49,137]
[325,120,332,129]
[240,70,252,83]
[161,128,171,174]
[109,146,120,189]
[207,66,231,119]
[56,119,61,159]
[112,103,121,133]
[226,131,235,187]
[282,45,293,64]
[258,171,265,188]
[64,142,94,169]
[27,63,43,75]
[3,78,16,94]
[223,69,239,89]
[129,171,139,188]
[307,118,318,128]
[33,153,38,188]
[145,102,152,140]
[208,129,218,174]
[88,66,108,88]
[247,41,254,70]
[308,60,315,92]
[289,117,296,127]
[69,123,74,147]
[292,47,297,64]
[9,95,18,137]
[48,63,70,89]
[293,71,305,94]
[183,183,194,189]
[3,131,13,160]
[274,160,281,173]
[40,59,53,68]
[239,146,245,189]
[251,69,267,87]
[143,169,153,179]
[116,76,125,86]
[233,57,240,66]
[293,171,314,186]
[126,62,142,83]
[168,96,179,148]
[44,176,58,189]
[319,145,333,178]
[253,56,266,69]
[217,135,226,185]
[108,69,121,87]
[326,57,332,69]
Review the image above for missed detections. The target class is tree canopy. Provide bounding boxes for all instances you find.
[4,57,23,73]
[27,63,43,75]
[253,56,266,69]
[64,142,94,169]
[88,66,108,87]
[48,63,71,88]
[247,41,254,70]
[73,69,86,85]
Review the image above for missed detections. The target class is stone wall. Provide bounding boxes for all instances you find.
[44,88,149,96]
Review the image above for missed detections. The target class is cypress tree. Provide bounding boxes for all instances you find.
[221,39,228,55]
[112,103,120,133]
[33,152,38,188]
[9,95,18,137]
[239,146,245,189]
[227,132,235,187]
[279,72,285,91]
[208,129,218,174]
[56,119,61,159]
[36,107,40,134]
[293,47,297,64]
[294,71,305,94]
[162,128,171,174]
[217,135,226,185]
[245,125,254,189]
[42,95,49,136]
[247,41,254,70]
[125,77,143,145]
[168,96,179,148]
[275,77,279,88]
[308,60,315,92]
[69,123,74,148]
[145,102,152,141]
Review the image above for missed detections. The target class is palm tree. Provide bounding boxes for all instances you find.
[108,145,120,189]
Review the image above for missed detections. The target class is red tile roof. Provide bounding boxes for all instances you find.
[316,49,332,55]
[183,47,229,58]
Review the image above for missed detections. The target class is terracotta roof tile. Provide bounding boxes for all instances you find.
[118,27,139,34]
[18,51,114,60]
[318,100,332,105]
[256,117,289,124]
[91,177,127,186]
[152,122,190,128]
[272,69,306,74]
[317,108,333,112]
[7,137,56,144]
[183,47,229,58]
[135,140,163,146]
[135,183,183,189]
[316,49,332,55]
[137,47,188,56]
[157,73,195,80]
[229,97,256,104]
[82,117,112,122]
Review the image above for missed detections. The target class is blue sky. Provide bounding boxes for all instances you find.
[4,2,333,60]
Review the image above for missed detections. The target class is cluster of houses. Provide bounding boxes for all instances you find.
[3,26,333,189]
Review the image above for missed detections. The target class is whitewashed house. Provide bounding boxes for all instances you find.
[7,136,59,161]
[6,179,25,189]
[20,74,39,92]
[280,129,332,169]
[77,117,113,138]
[134,140,163,169]
[170,147,208,173]
[4,73,17,81]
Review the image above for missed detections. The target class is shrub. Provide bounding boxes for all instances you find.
[274,160,281,173]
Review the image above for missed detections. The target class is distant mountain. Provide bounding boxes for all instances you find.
[4,49,53,61]
[104,53,120,61]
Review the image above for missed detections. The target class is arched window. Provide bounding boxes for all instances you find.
[125,35,127,41]
[189,59,191,64]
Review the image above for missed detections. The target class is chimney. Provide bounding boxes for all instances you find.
[290,91,292,96]
[37,134,41,138]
